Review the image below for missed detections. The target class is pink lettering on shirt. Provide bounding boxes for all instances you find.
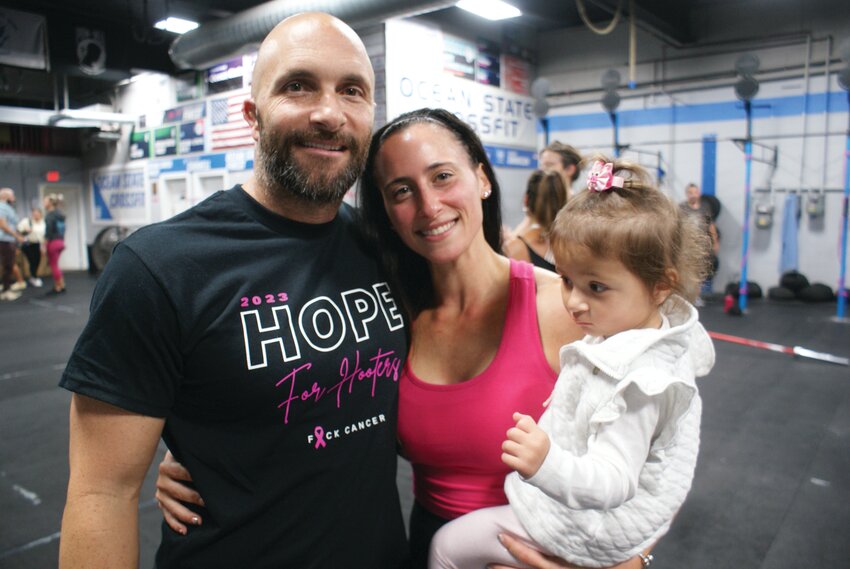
[275,349,400,424]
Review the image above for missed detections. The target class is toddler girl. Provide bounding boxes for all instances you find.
[429,158,715,568]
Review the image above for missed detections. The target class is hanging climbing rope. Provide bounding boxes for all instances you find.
[575,0,623,35]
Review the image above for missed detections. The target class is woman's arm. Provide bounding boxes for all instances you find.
[491,535,649,569]
[154,451,205,534]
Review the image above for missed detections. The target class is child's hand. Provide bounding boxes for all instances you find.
[501,412,550,479]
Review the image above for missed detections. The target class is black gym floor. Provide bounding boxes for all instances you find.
[1,272,848,568]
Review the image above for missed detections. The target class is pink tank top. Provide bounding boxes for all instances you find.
[397,260,557,520]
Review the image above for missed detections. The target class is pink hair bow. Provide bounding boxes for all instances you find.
[586,161,624,192]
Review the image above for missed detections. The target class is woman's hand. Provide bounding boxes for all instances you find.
[489,534,645,569]
[154,450,205,535]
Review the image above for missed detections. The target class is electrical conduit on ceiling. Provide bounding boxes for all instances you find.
[169,0,457,70]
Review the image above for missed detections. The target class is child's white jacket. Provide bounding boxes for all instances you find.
[505,295,715,567]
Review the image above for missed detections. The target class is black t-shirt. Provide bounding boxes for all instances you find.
[60,186,409,568]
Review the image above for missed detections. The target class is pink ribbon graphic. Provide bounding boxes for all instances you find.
[586,160,624,192]
[313,426,327,449]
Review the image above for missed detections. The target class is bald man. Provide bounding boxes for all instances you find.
[0,188,25,301]
[59,14,408,568]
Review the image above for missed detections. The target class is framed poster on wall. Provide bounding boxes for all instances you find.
[129,129,150,160]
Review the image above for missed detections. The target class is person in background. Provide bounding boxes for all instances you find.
[43,194,66,295]
[429,158,713,569]
[11,257,28,292]
[680,183,719,295]
[4,189,28,293]
[512,141,582,238]
[0,187,25,301]
[17,206,45,287]
[681,183,712,220]
[539,141,583,198]
[504,170,567,272]
[157,111,651,569]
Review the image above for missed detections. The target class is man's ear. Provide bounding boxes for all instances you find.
[243,98,260,142]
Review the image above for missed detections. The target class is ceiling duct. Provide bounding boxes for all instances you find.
[169,0,457,70]
[47,108,137,127]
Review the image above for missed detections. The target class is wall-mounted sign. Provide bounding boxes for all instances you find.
[443,35,476,81]
[148,153,229,180]
[386,19,536,149]
[176,71,204,102]
[179,120,205,154]
[206,56,247,94]
[153,125,177,157]
[91,167,149,225]
[484,146,537,169]
[162,101,205,125]
[129,129,150,160]
[503,55,531,96]
[476,39,501,87]
[75,27,106,76]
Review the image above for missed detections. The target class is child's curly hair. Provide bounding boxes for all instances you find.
[550,156,711,303]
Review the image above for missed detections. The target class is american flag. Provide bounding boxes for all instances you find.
[209,88,254,151]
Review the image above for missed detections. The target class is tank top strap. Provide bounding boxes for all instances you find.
[502,260,542,346]
[510,257,535,281]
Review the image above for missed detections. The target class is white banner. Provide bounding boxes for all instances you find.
[0,7,47,70]
[91,167,150,226]
[385,19,536,149]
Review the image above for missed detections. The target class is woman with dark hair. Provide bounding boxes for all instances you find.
[359,108,571,567]
[504,170,567,272]
[359,108,507,317]
[359,109,642,569]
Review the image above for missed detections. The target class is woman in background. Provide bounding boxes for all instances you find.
[43,194,66,295]
[17,206,45,287]
[511,142,582,239]
[505,170,568,272]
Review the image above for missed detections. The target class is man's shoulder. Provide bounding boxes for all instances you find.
[118,191,236,256]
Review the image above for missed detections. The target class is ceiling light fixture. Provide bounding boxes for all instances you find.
[154,17,200,35]
[456,0,521,21]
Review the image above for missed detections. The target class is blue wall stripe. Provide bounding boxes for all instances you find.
[701,135,717,196]
[545,90,850,132]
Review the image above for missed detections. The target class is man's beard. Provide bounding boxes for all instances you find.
[255,117,369,205]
